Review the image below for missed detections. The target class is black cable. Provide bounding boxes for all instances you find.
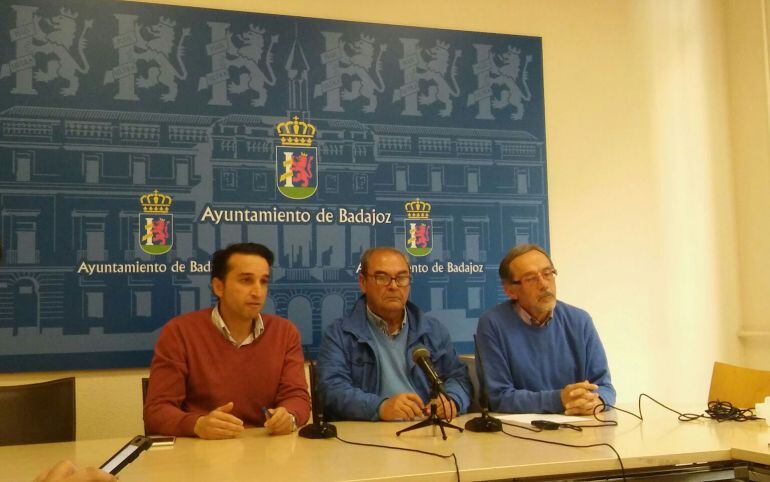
[492,392,762,482]
[334,434,460,482]
[592,393,762,423]
[500,427,626,482]
[334,393,758,482]
[705,400,761,422]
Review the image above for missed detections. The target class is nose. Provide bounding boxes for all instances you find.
[252,283,266,297]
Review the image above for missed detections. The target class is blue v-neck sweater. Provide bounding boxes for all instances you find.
[476,300,615,413]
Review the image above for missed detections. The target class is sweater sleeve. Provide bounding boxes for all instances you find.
[274,323,311,426]
[582,315,616,408]
[143,321,206,436]
[476,312,563,414]
[317,322,385,421]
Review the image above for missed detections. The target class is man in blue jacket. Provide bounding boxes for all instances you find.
[318,247,472,421]
[477,244,615,415]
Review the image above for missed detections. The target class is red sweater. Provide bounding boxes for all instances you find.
[144,308,310,436]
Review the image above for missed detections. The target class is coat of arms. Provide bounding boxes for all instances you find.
[139,190,173,255]
[404,198,432,257]
[275,116,318,199]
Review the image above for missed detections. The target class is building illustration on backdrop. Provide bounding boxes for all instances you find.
[0,1,548,370]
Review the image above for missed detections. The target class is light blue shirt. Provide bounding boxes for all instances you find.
[365,307,416,401]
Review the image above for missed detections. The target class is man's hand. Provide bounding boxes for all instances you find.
[560,381,602,415]
[264,406,294,435]
[193,402,244,439]
[379,393,425,421]
[35,460,115,482]
[427,393,457,420]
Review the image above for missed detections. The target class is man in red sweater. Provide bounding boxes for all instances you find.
[144,243,310,438]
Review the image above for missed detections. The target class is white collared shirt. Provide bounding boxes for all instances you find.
[211,304,265,348]
[515,302,553,328]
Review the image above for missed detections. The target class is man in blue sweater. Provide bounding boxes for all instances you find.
[318,247,472,421]
[477,244,615,414]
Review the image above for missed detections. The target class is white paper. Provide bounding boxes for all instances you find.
[496,413,592,424]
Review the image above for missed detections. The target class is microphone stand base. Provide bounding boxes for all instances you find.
[298,423,337,439]
[396,404,463,440]
[464,414,502,432]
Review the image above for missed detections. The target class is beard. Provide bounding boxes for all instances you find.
[537,290,555,301]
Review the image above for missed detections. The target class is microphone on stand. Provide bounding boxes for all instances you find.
[396,346,463,439]
[298,359,337,439]
[464,335,502,432]
[411,346,448,398]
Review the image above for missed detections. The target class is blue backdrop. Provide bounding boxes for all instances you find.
[0,0,549,371]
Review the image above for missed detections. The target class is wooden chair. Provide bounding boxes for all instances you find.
[0,377,76,446]
[708,361,770,408]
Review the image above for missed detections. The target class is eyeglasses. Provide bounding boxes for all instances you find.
[511,268,557,286]
[366,273,411,287]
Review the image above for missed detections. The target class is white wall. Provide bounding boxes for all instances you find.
[2,0,767,439]
[727,0,770,369]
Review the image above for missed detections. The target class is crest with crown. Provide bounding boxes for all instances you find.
[140,190,173,214]
[276,116,317,147]
[405,198,431,220]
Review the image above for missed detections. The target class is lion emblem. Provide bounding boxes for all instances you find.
[490,46,533,120]
[338,34,388,113]
[225,25,278,107]
[415,40,461,117]
[132,17,190,102]
[26,8,93,96]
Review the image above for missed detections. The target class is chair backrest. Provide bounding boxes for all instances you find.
[141,377,149,405]
[708,361,770,408]
[141,377,150,435]
[459,354,481,413]
[304,362,314,423]
[0,377,76,446]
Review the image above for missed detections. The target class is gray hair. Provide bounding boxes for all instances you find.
[360,246,410,275]
[498,243,553,282]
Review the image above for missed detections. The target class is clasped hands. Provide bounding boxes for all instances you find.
[193,402,293,439]
[560,380,603,415]
[378,392,457,421]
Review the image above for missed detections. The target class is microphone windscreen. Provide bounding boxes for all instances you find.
[411,346,430,363]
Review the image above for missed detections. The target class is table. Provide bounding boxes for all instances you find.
[3,408,769,481]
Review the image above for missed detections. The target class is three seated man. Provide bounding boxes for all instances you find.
[143,242,614,437]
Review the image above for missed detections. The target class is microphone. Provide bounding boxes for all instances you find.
[298,359,337,439]
[411,346,448,397]
[464,335,502,432]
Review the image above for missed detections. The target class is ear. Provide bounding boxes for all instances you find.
[358,274,367,295]
[502,281,519,301]
[212,277,224,299]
